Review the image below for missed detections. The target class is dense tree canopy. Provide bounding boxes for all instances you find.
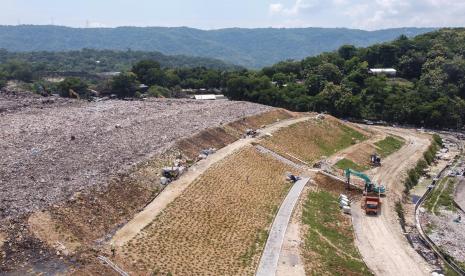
[223,28,465,129]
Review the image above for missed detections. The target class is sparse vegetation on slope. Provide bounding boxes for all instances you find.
[336,158,369,171]
[260,117,367,164]
[121,147,298,275]
[374,136,405,157]
[301,174,371,275]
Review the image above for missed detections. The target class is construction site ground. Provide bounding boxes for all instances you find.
[2,89,458,276]
[352,126,433,275]
[0,92,296,273]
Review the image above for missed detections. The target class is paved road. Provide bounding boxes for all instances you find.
[256,177,310,276]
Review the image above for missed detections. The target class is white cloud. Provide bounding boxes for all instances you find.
[268,0,465,29]
[269,3,284,15]
[269,0,318,16]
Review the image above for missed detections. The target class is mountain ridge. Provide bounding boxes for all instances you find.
[0,25,436,68]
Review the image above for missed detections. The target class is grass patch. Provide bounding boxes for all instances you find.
[395,201,406,231]
[423,177,456,214]
[336,158,370,171]
[317,123,366,157]
[301,190,372,275]
[374,136,405,157]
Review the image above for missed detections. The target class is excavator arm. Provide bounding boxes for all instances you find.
[345,168,386,194]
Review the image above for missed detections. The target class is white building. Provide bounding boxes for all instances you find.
[193,94,226,100]
[369,68,397,77]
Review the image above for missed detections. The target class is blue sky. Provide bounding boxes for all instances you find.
[2,0,465,30]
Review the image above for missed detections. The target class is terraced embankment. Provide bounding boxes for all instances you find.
[0,96,292,273]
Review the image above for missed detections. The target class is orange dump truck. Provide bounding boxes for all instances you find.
[363,192,381,215]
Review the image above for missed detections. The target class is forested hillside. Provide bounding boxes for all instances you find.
[0,49,239,73]
[0,25,434,68]
[226,28,465,129]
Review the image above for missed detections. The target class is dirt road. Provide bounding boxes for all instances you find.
[112,116,313,246]
[352,127,432,275]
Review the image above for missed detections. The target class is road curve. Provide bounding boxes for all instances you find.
[352,127,432,275]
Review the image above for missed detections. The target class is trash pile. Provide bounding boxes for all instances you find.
[0,97,272,218]
[198,148,216,160]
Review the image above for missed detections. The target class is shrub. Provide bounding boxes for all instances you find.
[147,85,171,98]
[111,72,139,98]
[58,77,89,98]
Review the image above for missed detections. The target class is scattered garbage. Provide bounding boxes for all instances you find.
[198,148,216,159]
[317,114,325,120]
[244,129,258,138]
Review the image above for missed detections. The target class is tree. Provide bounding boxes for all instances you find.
[0,70,7,89]
[317,63,342,84]
[147,85,172,98]
[3,60,33,82]
[272,73,288,87]
[338,45,357,60]
[111,72,139,98]
[132,60,163,85]
[58,77,89,98]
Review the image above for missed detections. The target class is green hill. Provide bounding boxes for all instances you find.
[225,28,465,129]
[0,49,240,72]
[0,25,434,68]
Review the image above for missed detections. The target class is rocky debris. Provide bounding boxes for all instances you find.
[0,97,272,219]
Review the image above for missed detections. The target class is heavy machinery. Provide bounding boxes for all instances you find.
[363,192,381,215]
[344,169,385,194]
[344,169,383,215]
[370,153,381,166]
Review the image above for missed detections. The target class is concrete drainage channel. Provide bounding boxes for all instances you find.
[97,256,129,276]
[255,177,310,276]
[415,162,465,275]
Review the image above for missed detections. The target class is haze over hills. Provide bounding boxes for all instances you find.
[0,25,435,68]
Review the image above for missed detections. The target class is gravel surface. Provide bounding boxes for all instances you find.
[0,96,272,219]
